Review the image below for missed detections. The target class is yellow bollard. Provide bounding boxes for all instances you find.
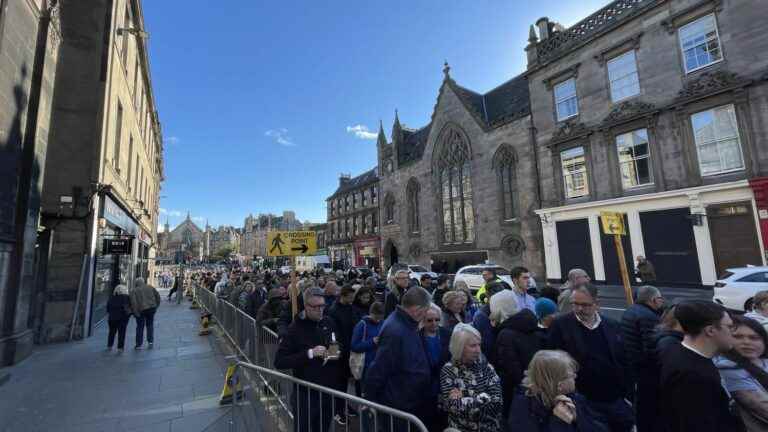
[198,315,211,336]
[219,364,243,405]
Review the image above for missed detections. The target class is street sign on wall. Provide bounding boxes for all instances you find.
[266,231,317,257]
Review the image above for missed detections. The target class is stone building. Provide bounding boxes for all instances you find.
[0,0,61,365]
[326,170,381,269]
[240,211,303,259]
[37,0,163,342]
[376,65,542,275]
[206,225,240,258]
[527,0,768,289]
[157,214,206,263]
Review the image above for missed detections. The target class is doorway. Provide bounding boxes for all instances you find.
[708,202,762,277]
[556,219,595,282]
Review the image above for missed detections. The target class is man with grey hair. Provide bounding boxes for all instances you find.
[557,268,590,313]
[274,286,341,432]
[365,286,434,431]
[620,285,664,432]
[384,269,411,316]
[129,277,161,350]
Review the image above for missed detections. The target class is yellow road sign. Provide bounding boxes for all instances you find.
[600,211,626,235]
[267,231,317,257]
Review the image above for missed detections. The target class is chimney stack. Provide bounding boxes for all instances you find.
[536,17,551,41]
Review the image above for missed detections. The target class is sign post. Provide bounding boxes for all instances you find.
[600,212,634,306]
[266,231,318,257]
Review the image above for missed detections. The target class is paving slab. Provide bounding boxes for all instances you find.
[0,291,233,432]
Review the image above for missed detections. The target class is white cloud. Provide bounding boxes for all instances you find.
[265,128,296,147]
[346,124,377,140]
[159,208,167,214]
[166,136,180,145]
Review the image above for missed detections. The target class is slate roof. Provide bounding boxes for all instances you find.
[451,74,531,129]
[329,167,379,198]
[398,124,432,167]
[535,0,663,64]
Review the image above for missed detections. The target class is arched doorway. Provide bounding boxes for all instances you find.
[383,239,399,271]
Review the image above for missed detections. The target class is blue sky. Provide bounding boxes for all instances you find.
[144,1,609,229]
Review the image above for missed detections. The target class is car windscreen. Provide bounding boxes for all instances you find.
[490,267,511,275]
[410,266,429,272]
[719,270,735,280]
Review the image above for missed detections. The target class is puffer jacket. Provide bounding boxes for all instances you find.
[494,309,546,414]
[620,303,661,377]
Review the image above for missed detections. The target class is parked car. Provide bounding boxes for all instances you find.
[713,266,768,311]
[453,265,514,293]
[349,266,373,279]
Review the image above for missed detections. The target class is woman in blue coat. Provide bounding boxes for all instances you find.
[351,301,385,394]
[507,350,606,432]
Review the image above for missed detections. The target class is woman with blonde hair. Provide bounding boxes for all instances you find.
[106,284,132,353]
[507,350,602,431]
[440,323,503,432]
[441,290,469,332]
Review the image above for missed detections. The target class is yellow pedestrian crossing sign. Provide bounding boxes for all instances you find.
[267,231,317,256]
[600,211,626,235]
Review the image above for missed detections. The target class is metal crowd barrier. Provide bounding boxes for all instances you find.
[192,283,428,432]
[231,362,430,432]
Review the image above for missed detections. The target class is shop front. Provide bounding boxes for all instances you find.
[537,180,765,287]
[329,244,353,270]
[92,195,138,328]
[353,237,380,269]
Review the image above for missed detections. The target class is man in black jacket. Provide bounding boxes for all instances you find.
[548,284,634,432]
[274,287,341,432]
[620,285,664,432]
[659,300,737,432]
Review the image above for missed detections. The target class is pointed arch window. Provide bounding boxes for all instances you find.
[384,194,395,224]
[406,179,420,234]
[434,127,474,245]
[493,145,518,220]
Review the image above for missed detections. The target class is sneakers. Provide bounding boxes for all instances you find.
[148,342,154,349]
[334,415,346,426]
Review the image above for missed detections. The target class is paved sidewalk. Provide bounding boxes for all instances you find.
[0,290,233,432]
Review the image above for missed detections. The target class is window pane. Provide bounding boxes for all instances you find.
[691,105,744,175]
[616,129,652,188]
[462,163,474,243]
[561,147,589,198]
[679,14,722,72]
[451,167,463,242]
[442,173,452,243]
[555,78,578,120]
[608,51,640,102]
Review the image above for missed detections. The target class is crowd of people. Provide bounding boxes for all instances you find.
[188,263,768,432]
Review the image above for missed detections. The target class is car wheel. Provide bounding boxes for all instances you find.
[745,298,755,312]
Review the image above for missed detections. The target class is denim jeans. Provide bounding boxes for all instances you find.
[135,307,157,347]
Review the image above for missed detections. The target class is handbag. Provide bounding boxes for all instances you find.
[349,322,368,380]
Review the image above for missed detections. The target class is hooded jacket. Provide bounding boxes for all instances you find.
[273,313,341,388]
[494,309,546,413]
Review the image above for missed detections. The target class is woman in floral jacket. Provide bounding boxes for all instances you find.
[440,323,503,432]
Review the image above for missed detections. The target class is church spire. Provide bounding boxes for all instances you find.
[377,120,387,148]
[186,211,191,221]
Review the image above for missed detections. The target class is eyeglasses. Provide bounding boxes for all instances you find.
[306,303,325,310]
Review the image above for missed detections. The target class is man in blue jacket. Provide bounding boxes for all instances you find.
[364,286,433,431]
